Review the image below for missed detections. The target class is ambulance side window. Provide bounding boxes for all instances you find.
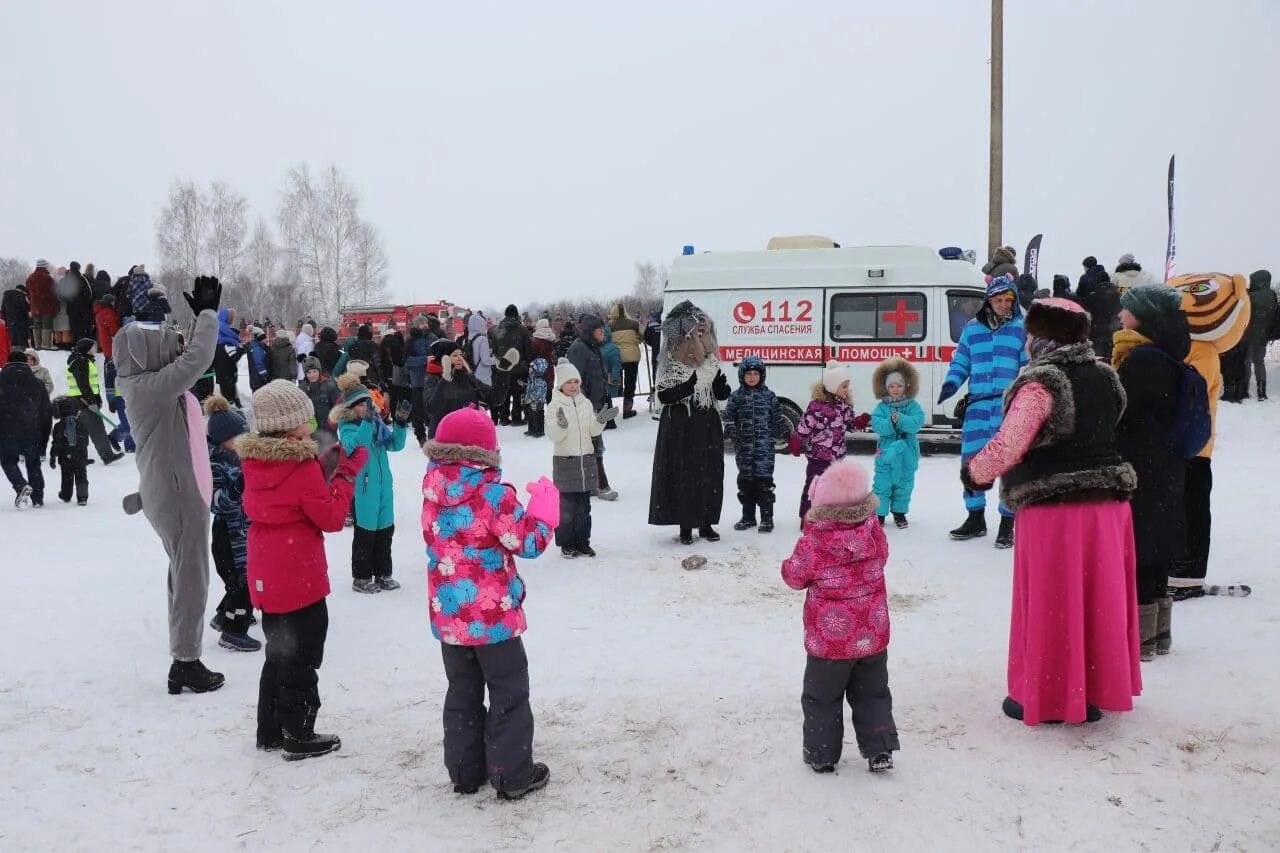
[829,292,926,342]
[947,291,986,342]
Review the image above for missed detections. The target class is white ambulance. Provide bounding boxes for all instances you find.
[662,239,990,444]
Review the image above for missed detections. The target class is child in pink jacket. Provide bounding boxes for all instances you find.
[421,406,559,801]
[782,458,899,774]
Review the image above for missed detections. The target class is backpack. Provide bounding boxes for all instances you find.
[465,334,483,372]
[1134,345,1211,458]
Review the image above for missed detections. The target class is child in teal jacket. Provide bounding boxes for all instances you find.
[870,358,926,528]
[334,373,409,593]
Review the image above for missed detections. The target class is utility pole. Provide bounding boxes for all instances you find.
[988,0,1003,258]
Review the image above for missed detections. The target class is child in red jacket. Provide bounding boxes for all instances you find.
[241,379,368,761]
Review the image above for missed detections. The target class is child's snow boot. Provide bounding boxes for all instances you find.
[167,659,226,695]
[497,763,550,801]
[575,545,597,558]
[994,516,1015,549]
[14,485,33,510]
[1138,603,1159,662]
[376,576,401,591]
[1155,596,1173,655]
[893,512,908,529]
[218,631,262,653]
[282,732,341,761]
[868,753,893,773]
[678,527,694,546]
[758,506,774,534]
[352,578,382,594]
[733,509,757,532]
[805,760,836,774]
[560,547,579,559]
[949,510,987,540]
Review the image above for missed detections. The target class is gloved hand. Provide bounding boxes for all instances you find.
[960,461,991,493]
[852,412,871,432]
[334,445,370,483]
[556,408,569,430]
[524,477,560,528]
[595,405,620,424]
[49,455,57,469]
[183,275,222,315]
[393,400,412,426]
[937,381,959,405]
[788,432,804,457]
[107,396,118,414]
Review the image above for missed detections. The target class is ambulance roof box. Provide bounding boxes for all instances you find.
[766,235,840,250]
[669,244,985,291]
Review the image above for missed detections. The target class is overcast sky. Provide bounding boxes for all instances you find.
[3,0,1276,309]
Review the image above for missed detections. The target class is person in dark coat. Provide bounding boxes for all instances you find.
[553,321,576,363]
[648,301,731,544]
[1084,277,1122,361]
[492,305,532,426]
[26,260,59,350]
[1051,275,1075,301]
[426,345,483,438]
[1243,270,1276,400]
[723,355,790,533]
[567,315,616,498]
[59,262,96,346]
[1,284,30,350]
[1076,256,1109,303]
[1112,286,1190,661]
[982,246,1018,280]
[0,349,52,508]
[91,269,113,302]
[269,331,298,382]
[246,327,272,391]
[49,395,91,505]
[378,320,409,408]
[300,356,341,438]
[339,324,382,385]
[644,309,662,401]
[404,315,437,445]
[1015,274,1038,312]
[313,326,342,376]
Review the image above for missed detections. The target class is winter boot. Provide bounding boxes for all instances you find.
[576,545,597,558]
[15,485,33,510]
[758,505,775,534]
[1138,603,1159,662]
[699,526,720,542]
[893,512,908,529]
[806,760,836,774]
[352,578,382,594]
[1155,596,1173,655]
[994,516,1015,549]
[376,576,401,591]
[497,763,550,801]
[733,501,757,531]
[949,510,987,541]
[623,399,637,419]
[209,612,227,633]
[561,547,579,559]
[678,527,695,546]
[868,753,894,773]
[218,632,262,653]
[595,459,618,501]
[282,732,342,761]
[168,659,226,695]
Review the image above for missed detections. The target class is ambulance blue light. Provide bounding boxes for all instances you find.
[682,245,695,256]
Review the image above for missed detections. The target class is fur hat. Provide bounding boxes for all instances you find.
[1024,297,1091,344]
[821,360,851,395]
[204,395,249,445]
[554,357,581,390]
[346,359,369,380]
[336,373,371,407]
[435,406,497,453]
[1120,285,1183,327]
[808,458,872,508]
[251,380,315,435]
[872,357,918,400]
[302,356,323,374]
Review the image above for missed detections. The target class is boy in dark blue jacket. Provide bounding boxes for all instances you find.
[49,396,90,506]
[246,327,271,391]
[723,356,790,533]
[204,395,260,652]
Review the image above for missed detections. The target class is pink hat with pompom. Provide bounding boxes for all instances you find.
[808,458,872,508]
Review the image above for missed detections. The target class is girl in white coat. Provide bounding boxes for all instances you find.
[546,359,615,558]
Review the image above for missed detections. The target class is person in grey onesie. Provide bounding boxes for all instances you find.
[114,275,227,695]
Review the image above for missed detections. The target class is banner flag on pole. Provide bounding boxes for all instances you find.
[1164,155,1176,283]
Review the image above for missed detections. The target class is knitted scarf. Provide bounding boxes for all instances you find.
[656,357,720,410]
[1110,328,1151,370]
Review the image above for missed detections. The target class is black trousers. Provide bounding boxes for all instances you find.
[258,599,328,742]
[802,651,899,765]
[736,475,776,521]
[1171,457,1212,582]
[621,361,639,407]
[1244,339,1268,398]
[555,491,591,548]
[213,348,240,406]
[58,460,89,502]
[489,374,510,424]
[76,407,116,461]
[211,519,252,634]
[0,443,44,501]
[440,637,536,792]
[410,387,428,444]
[352,525,395,580]
[506,384,525,424]
[524,404,545,437]
[1137,560,1172,606]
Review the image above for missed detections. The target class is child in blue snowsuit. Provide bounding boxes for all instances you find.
[937,275,1027,546]
[523,356,550,438]
[204,395,259,652]
[870,358,925,529]
[723,356,791,533]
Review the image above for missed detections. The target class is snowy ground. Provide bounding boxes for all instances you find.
[3,353,1278,852]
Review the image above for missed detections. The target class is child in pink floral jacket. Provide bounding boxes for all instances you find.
[421,406,559,801]
[782,458,900,774]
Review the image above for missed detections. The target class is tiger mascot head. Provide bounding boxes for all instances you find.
[1166,273,1251,353]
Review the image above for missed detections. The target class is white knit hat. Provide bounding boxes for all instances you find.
[251,380,315,434]
[554,357,581,390]
[821,360,851,395]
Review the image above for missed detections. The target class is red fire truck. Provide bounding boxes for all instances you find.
[340,302,469,338]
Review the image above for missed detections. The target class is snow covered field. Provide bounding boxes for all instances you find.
[3,354,1277,852]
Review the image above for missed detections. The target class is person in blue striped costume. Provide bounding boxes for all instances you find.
[938,275,1027,548]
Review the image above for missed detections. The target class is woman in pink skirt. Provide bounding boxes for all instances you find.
[963,298,1142,726]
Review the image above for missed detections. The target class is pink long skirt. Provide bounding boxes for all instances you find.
[1008,501,1142,726]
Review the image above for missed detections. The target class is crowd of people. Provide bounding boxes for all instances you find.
[0,250,1274,795]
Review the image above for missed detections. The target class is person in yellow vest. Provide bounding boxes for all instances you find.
[66,338,124,465]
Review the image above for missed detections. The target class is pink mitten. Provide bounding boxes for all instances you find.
[525,477,561,529]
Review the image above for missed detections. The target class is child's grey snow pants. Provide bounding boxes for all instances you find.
[802,650,899,765]
[440,637,536,793]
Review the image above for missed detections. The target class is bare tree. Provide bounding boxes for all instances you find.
[632,260,661,301]
[204,181,248,284]
[155,180,206,281]
[278,163,366,322]
[227,219,282,324]
[0,256,29,292]
[350,220,389,306]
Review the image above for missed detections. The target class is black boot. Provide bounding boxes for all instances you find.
[282,732,342,761]
[949,510,987,541]
[733,504,757,532]
[699,526,720,542]
[497,763,550,801]
[679,527,694,546]
[893,512,908,529]
[758,505,774,534]
[995,516,1015,549]
[167,659,226,695]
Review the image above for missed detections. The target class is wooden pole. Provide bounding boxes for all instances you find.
[988,0,1003,258]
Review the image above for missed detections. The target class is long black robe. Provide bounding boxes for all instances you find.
[648,369,730,529]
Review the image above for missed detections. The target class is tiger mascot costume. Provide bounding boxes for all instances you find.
[1164,273,1250,598]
